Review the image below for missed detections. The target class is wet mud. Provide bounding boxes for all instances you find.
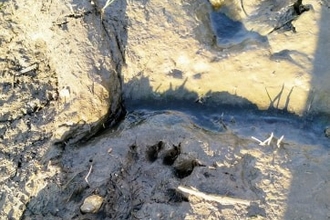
[197,0,311,51]
[22,101,330,219]
[210,10,267,49]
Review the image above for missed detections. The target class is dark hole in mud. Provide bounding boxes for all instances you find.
[167,69,183,79]
[163,143,181,166]
[174,159,205,179]
[210,11,267,49]
[193,73,202,79]
[203,172,214,178]
[212,12,243,39]
[129,144,137,151]
[166,188,188,203]
[146,141,164,162]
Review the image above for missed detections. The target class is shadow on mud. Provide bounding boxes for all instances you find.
[283,2,330,219]
[126,74,330,161]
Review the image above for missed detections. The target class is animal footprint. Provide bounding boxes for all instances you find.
[174,159,205,179]
[163,143,181,165]
[146,141,165,162]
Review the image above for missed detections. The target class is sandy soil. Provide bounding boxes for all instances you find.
[0,0,329,219]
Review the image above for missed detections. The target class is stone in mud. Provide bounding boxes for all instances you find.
[80,194,103,214]
[324,127,330,138]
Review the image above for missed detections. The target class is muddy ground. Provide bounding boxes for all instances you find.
[0,0,124,218]
[0,4,58,219]
[22,107,330,219]
[0,0,330,219]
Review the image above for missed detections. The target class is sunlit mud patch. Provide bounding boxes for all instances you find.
[210,10,268,50]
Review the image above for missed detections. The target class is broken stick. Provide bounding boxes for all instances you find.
[177,185,254,206]
[85,164,93,185]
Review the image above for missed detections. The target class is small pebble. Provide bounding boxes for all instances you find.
[324,127,330,138]
[80,194,103,214]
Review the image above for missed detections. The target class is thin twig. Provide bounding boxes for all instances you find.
[251,132,274,146]
[102,0,116,11]
[85,164,93,185]
[277,135,284,148]
[177,185,253,205]
[251,136,263,144]
[265,132,274,145]
[100,0,116,20]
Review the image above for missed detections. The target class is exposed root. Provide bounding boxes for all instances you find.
[177,185,254,205]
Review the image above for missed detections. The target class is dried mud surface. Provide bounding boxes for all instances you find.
[0,5,58,218]
[0,0,123,219]
[0,0,330,219]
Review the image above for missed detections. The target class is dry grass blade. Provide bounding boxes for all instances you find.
[101,0,116,19]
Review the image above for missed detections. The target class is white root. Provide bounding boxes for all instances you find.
[252,133,285,149]
[85,164,93,185]
[251,136,263,144]
[265,132,274,145]
[251,132,274,146]
[177,185,254,206]
[277,135,284,148]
